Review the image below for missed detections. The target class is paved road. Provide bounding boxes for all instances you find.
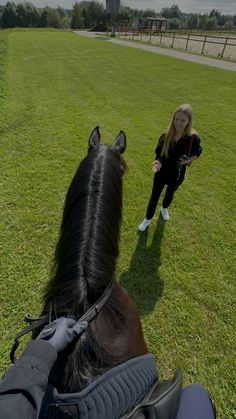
[76,31,236,72]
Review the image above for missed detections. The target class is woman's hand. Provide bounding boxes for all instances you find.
[179,155,198,166]
[37,317,88,353]
[179,158,192,166]
[152,160,162,173]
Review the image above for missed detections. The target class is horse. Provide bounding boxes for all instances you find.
[10,127,215,418]
[38,126,149,394]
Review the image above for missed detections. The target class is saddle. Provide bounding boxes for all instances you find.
[120,369,182,419]
[40,369,182,419]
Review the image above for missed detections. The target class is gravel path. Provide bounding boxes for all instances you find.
[76,31,236,73]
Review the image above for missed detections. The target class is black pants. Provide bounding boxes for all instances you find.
[146,167,185,220]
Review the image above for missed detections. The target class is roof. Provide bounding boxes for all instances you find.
[140,17,167,21]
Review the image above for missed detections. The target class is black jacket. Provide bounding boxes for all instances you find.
[0,346,195,419]
[0,340,57,419]
[155,133,202,166]
[154,133,202,185]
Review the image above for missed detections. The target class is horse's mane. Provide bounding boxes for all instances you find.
[40,128,128,392]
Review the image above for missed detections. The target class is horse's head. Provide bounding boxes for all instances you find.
[88,126,126,155]
[39,127,147,393]
[87,126,127,177]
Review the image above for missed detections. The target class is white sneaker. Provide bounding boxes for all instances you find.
[138,218,152,232]
[161,207,170,221]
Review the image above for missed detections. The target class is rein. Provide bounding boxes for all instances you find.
[10,281,115,364]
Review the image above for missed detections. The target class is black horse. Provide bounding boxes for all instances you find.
[39,127,149,394]
[10,127,215,419]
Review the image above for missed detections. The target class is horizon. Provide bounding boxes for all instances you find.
[0,0,236,15]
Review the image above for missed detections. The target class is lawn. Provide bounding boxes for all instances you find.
[0,29,235,418]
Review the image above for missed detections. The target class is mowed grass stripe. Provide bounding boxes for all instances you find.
[0,30,235,418]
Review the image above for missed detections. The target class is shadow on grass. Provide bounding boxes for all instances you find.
[120,214,165,316]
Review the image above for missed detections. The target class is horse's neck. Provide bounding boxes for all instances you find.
[92,285,148,359]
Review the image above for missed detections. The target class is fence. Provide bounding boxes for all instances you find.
[116,29,236,60]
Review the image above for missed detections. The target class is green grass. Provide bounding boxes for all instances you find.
[0,29,235,418]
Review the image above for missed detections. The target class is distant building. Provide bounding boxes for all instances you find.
[138,17,167,32]
[106,0,120,14]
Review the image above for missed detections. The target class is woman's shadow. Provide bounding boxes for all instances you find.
[120,215,165,316]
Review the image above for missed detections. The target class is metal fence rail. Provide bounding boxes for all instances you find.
[116,29,236,60]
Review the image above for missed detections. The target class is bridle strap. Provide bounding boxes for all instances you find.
[10,316,49,364]
[79,281,115,323]
[10,281,115,364]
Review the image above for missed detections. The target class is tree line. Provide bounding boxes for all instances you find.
[0,1,235,31]
[160,5,236,31]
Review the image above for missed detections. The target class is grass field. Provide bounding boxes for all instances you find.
[0,29,235,418]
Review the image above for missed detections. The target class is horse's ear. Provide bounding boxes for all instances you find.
[88,126,101,150]
[114,130,126,154]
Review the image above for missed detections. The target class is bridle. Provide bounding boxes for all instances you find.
[10,281,115,364]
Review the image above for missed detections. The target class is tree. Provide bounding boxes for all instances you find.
[168,17,181,29]
[81,1,105,28]
[1,2,17,28]
[16,2,39,27]
[38,7,48,27]
[27,3,40,27]
[218,14,227,26]
[198,14,208,30]
[161,7,170,18]
[46,8,61,28]
[16,3,28,26]
[71,2,84,29]
[161,5,181,19]
[204,16,217,31]
[223,20,233,31]
[209,9,221,24]
[38,6,61,28]
[141,9,156,18]
[187,13,198,29]
[57,6,66,18]
[116,6,134,24]
[131,8,140,19]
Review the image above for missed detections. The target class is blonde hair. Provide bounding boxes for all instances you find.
[161,104,194,158]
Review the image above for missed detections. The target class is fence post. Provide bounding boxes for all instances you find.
[171,32,175,48]
[185,34,190,51]
[160,33,162,45]
[221,36,228,58]
[140,32,142,42]
[149,31,152,44]
[201,35,207,54]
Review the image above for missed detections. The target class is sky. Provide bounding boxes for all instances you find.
[120,0,236,15]
[0,0,236,14]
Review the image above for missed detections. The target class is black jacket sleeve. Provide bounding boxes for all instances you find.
[191,133,202,157]
[0,340,57,419]
[155,133,166,161]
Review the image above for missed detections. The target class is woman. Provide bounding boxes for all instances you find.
[138,104,202,231]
